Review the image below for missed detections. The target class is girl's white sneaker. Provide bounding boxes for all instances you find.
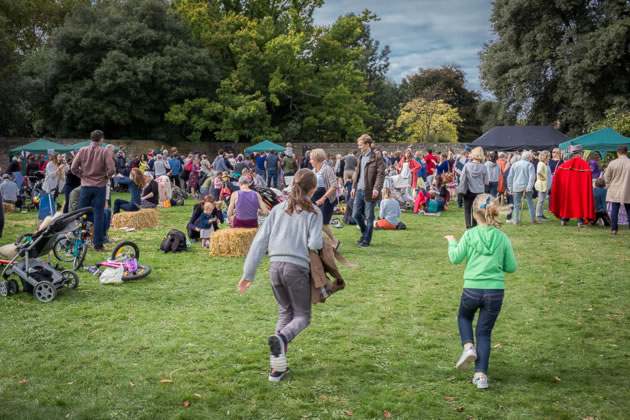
[456,346,477,370]
[472,374,488,389]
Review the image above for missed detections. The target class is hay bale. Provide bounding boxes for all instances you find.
[2,202,16,214]
[112,209,159,230]
[209,228,258,257]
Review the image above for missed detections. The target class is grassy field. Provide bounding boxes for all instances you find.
[0,193,628,419]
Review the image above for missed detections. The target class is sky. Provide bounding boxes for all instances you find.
[312,0,495,93]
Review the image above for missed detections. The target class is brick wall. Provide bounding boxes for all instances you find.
[1,137,466,169]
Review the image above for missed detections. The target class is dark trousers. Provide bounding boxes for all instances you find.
[463,191,479,229]
[485,182,498,197]
[611,202,630,232]
[352,189,376,245]
[113,199,139,215]
[267,170,278,189]
[170,175,181,189]
[593,210,611,226]
[78,186,106,248]
[63,184,75,213]
[457,288,504,373]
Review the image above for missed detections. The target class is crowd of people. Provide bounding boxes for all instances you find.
[1,131,629,388]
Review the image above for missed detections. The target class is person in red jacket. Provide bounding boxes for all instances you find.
[425,149,438,177]
[397,149,422,189]
[550,145,595,227]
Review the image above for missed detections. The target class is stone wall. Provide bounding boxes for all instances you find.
[0,137,466,169]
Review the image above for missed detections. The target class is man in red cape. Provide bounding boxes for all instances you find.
[550,145,595,227]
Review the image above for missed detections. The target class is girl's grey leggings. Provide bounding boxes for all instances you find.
[270,261,312,343]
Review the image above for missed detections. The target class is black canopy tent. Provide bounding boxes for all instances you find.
[469,126,570,151]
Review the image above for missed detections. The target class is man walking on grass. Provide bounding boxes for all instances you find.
[351,134,385,248]
[604,145,630,235]
[71,129,115,251]
[507,151,540,226]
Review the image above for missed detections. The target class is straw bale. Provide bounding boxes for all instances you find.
[112,209,159,230]
[209,228,258,257]
[2,202,16,214]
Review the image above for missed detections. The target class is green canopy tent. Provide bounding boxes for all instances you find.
[70,140,120,153]
[244,140,286,154]
[9,139,74,157]
[558,127,630,153]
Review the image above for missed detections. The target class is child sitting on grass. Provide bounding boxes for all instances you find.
[196,202,217,248]
[374,187,401,230]
[238,169,323,382]
[444,194,517,389]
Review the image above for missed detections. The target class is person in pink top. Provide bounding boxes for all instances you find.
[227,176,269,228]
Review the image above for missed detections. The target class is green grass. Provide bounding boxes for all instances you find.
[0,193,628,419]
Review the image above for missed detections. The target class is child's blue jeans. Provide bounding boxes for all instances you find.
[457,288,504,373]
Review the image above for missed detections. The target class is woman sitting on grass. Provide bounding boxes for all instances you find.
[444,194,517,389]
[374,187,400,230]
[187,194,223,242]
[238,169,323,382]
[113,168,145,215]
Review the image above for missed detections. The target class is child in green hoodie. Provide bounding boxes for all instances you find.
[444,194,517,389]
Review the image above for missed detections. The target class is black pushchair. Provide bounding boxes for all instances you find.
[0,207,92,302]
[251,185,283,209]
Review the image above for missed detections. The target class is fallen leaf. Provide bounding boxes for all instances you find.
[556,300,562,304]
[443,396,456,402]
[344,410,353,416]
[450,406,464,412]
[65,382,73,385]
[194,393,202,398]
[159,379,173,383]
[434,282,438,285]
[552,401,559,406]
[302,416,312,419]
[65,414,71,418]
[130,382,135,387]
[384,411,392,418]
[544,306,549,310]
[577,322,583,326]
[311,353,316,356]
[610,344,618,347]
[10,376,15,379]
[19,379,27,384]
[492,343,503,349]
[447,376,456,381]
[334,396,340,401]
[376,294,383,298]
[320,395,327,399]
[183,401,190,407]
[554,376,561,381]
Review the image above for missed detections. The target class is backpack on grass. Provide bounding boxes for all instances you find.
[160,229,189,253]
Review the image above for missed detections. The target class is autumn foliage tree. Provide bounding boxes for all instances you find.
[396,98,462,143]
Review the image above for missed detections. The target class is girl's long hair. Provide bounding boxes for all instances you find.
[286,168,317,216]
[130,168,146,189]
[49,153,65,180]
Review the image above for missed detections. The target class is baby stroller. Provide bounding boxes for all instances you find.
[385,175,415,211]
[0,207,92,302]
[251,185,284,209]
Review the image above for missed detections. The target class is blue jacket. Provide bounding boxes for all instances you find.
[168,158,181,176]
[197,212,216,230]
[117,176,142,208]
[507,159,535,193]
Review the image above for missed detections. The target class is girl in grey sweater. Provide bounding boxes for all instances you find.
[239,169,323,382]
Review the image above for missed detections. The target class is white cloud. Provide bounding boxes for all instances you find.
[312,0,495,92]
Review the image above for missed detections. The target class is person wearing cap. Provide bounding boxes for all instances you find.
[550,144,595,227]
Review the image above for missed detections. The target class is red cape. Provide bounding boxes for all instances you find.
[550,157,595,222]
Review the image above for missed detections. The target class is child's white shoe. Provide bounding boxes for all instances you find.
[456,346,477,370]
[472,373,488,389]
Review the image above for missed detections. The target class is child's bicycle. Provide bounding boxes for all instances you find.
[52,213,92,270]
[86,241,151,281]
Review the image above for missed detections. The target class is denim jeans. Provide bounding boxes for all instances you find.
[79,186,107,248]
[0,189,4,238]
[267,170,279,189]
[485,182,498,197]
[610,202,630,231]
[513,191,536,223]
[506,193,514,220]
[457,288,504,373]
[113,199,139,215]
[561,217,584,224]
[352,189,376,245]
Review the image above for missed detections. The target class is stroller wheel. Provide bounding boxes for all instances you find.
[60,270,80,289]
[34,281,57,303]
[0,281,8,297]
[7,279,19,295]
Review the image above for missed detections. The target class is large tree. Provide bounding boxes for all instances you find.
[396,98,462,143]
[479,0,630,136]
[25,0,218,139]
[168,1,372,142]
[399,65,481,142]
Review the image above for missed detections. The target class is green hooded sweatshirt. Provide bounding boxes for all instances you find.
[448,226,517,289]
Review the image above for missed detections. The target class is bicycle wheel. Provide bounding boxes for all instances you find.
[53,237,75,262]
[72,242,88,270]
[111,241,139,262]
[122,264,151,281]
